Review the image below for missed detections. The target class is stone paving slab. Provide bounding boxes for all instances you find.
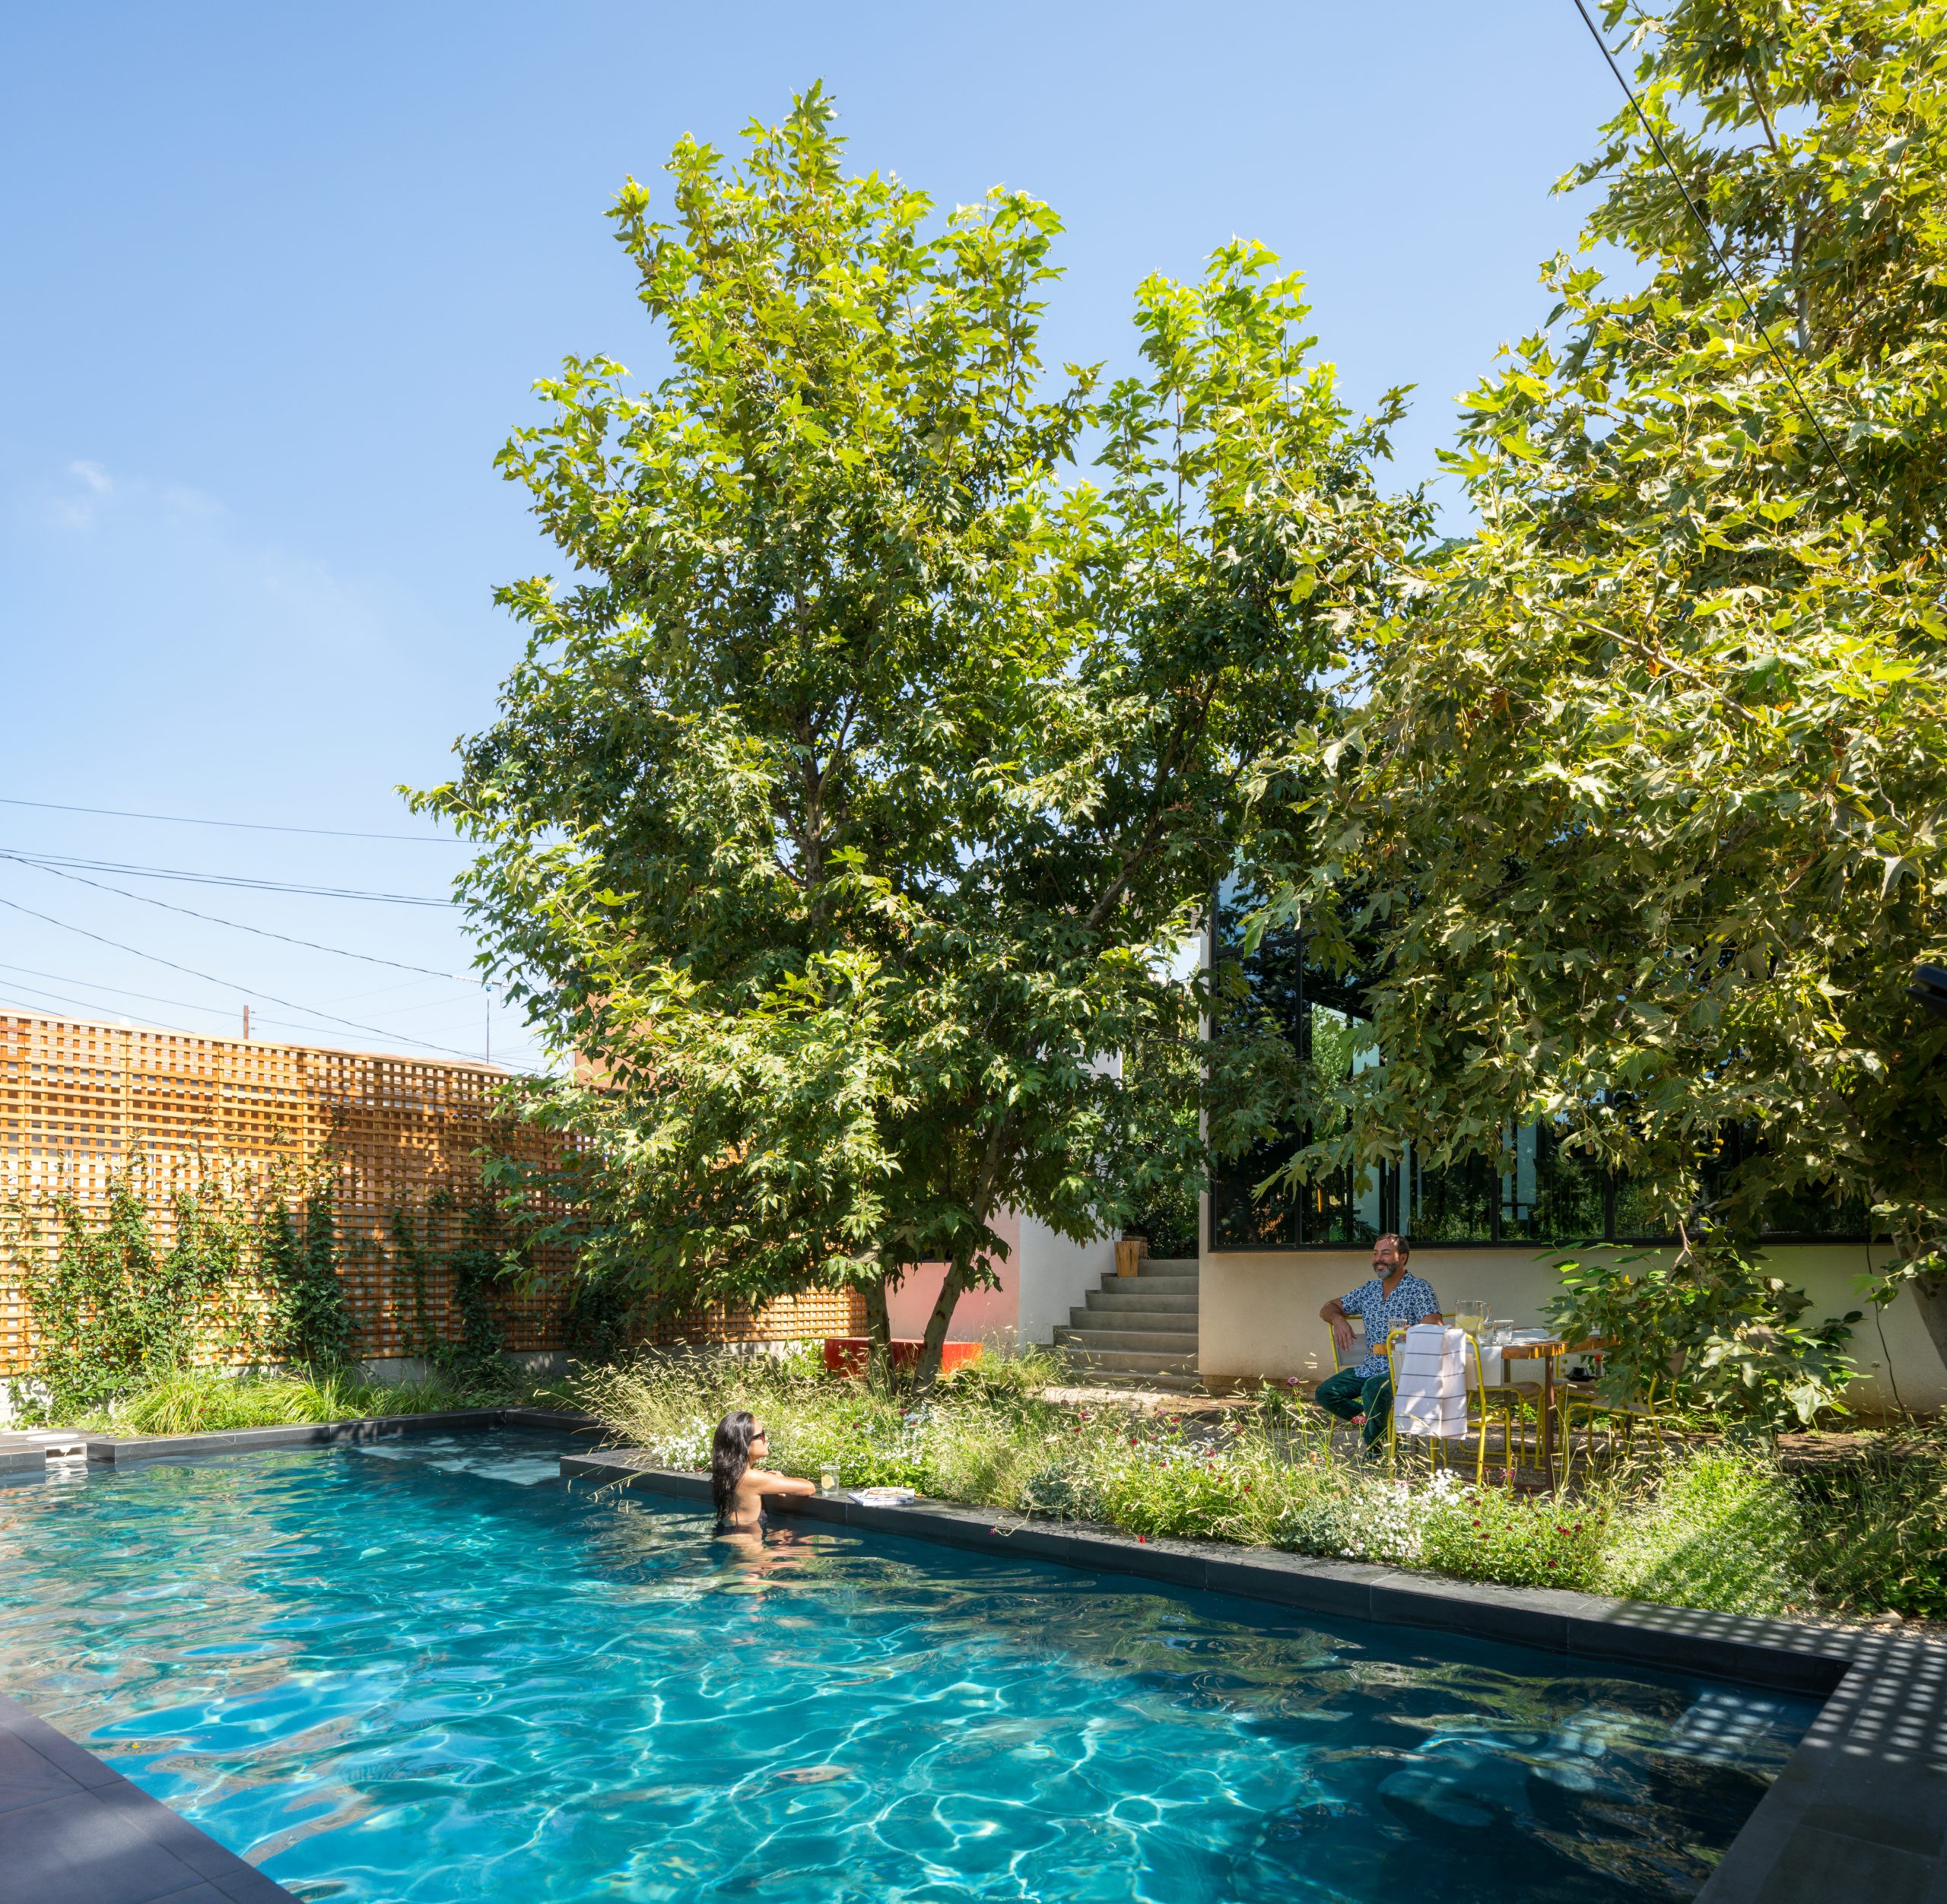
[0,1692,294,1902]
[564,1448,1946,1904]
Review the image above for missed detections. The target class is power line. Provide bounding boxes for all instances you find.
[4,857,468,979]
[0,890,491,1061]
[0,794,470,844]
[0,962,497,1054]
[0,957,248,1020]
[1569,0,1858,503]
[0,957,448,1039]
[0,849,451,907]
[0,975,202,1039]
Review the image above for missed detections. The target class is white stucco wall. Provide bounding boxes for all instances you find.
[1196,1220,1946,1411]
[1015,1214,1116,1347]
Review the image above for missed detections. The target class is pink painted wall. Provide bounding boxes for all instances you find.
[884,1208,1021,1341]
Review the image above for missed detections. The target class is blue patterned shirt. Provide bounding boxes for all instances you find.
[1338,1271,1442,1379]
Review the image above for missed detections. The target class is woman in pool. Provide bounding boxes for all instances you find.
[710,1411,817,1535]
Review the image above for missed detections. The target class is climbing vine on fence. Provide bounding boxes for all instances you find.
[2,1154,526,1423]
[258,1187,354,1369]
[8,1165,253,1420]
[385,1181,524,1395]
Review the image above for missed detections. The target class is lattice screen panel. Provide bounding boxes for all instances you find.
[0,1011,863,1376]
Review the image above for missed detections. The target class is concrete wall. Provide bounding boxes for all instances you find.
[885,1211,1023,1344]
[883,1209,1114,1347]
[1015,1213,1116,1347]
[1197,1225,1947,1411]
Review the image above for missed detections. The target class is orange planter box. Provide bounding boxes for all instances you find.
[823,1338,984,1379]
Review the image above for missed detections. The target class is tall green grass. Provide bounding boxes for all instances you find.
[1790,1430,1947,1619]
[43,1366,520,1436]
[587,1350,1622,1588]
[1599,1447,1808,1615]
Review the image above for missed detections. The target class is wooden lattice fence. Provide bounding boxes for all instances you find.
[0,1011,862,1377]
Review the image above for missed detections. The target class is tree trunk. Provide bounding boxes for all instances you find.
[912,1256,970,1396]
[1904,1273,1947,1394]
[863,1271,894,1395]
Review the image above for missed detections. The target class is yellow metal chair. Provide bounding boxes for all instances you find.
[1383,1325,1469,1479]
[1555,1353,1631,1481]
[1466,1338,1528,1481]
[1385,1328,1531,1486]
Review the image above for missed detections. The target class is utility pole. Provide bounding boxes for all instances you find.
[242,1004,250,1041]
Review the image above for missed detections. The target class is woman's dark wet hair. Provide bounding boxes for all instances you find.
[711,1410,758,1519]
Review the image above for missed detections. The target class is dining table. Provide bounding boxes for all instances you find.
[1494,1336,1606,1476]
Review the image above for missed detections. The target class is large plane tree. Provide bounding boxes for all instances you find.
[418,87,1416,1385]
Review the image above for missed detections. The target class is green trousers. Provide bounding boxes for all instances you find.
[1314,1364,1391,1450]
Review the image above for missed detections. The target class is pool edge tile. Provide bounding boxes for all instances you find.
[1367,1575,1572,1652]
[0,1696,299,1904]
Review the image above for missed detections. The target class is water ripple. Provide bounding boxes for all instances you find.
[0,1434,1811,1902]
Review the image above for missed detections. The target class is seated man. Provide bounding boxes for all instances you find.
[1314,1234,1442,1451]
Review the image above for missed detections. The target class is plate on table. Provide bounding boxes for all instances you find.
[850,1486,918,1507]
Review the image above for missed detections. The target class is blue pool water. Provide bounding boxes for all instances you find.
[0,1433,1812,1902]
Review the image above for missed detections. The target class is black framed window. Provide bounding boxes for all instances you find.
[1209,884,1394,1249]
[1206,887,1871,1251]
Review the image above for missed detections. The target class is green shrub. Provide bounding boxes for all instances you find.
[1419,1482,1606,1590]
[1600,1447,1809,1615]
[1546,1239,1858,1430]
[1790,1433,1947,1620]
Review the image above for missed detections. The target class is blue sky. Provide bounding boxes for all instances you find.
[0,2,1617,1072]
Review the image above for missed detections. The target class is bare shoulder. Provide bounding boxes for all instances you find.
[744,1466,817,1496]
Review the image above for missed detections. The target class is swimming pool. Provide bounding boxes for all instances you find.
[0,1431,1812,1902]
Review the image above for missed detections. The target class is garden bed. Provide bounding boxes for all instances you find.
[580,1347,1947,1623]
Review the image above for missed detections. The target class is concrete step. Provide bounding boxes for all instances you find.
[1069,1306,1199,1334]
[1084,1288,1199,1315]
[1104,1274,1199,1297]
[1056,1326,1200,1357]
[1142,1258,1199,1274]
[1059,1345,1202,1378]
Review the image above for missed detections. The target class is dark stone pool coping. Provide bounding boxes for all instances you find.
[75,1404,603,1468]
[565,1447,1947,1904]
